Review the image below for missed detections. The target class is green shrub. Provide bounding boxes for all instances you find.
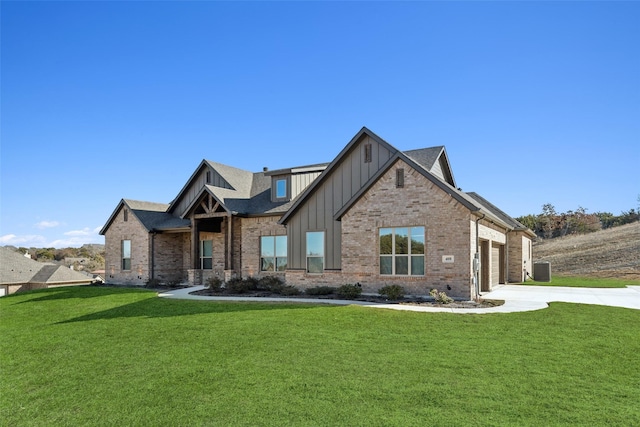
[206,276,223,292]
[378,284,404,300]
[258,276,284,293]
[306,286,336,296]
[429,288,453,304]
[336,283,362,299]
[226,277,257,294]
[166,276,184,288]
[279,285,300,296]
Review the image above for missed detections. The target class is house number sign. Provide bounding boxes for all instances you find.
[442,255,454,263]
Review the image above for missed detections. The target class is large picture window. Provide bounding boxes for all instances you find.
[200,240,213,270]
[379,226,425,276]
[122,240,131,271]
[261,235,287,271]
[306,231,324,274]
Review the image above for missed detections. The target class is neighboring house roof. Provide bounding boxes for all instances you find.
[0,247,94,286]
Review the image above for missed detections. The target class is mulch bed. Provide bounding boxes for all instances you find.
[189,288,503,308]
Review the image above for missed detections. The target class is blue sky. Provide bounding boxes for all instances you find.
[1,1,638,248]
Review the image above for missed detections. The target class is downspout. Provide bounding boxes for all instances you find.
[474,214,485,300]
[150,230,156,281]
[505,232,509,285]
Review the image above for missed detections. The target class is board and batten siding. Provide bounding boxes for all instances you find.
[291,172,322,199]
[172,166,231,217]
[287,135,396,270]
[430,159,444,181]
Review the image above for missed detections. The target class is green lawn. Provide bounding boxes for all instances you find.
[518,275,640,288]
[2,286,639,426]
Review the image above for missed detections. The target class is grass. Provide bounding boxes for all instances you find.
[517,275,640,288]
[2,285,639,426]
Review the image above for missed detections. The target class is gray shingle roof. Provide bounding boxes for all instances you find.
[403,147,444,171]
[205,161,254,197]
[465,192,530,231]
[200,164,324,216]
[0,247,94,286]
[133,209,192,231]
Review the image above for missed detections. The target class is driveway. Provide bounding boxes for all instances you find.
[159,284,640,314]
[482,284,640,311]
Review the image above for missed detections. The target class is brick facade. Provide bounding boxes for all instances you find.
[237,216,287,278]
[340,160,473,298]
[102,129,533,297]
[104,206,151,285]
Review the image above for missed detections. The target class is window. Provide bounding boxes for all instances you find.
[379,226,424,276]
[396,168,405,188]
[200,240,213,269]
[275,178,287,199]
[206,171,211,184]
[306,231,324,273]
[123,209,128,222]
[260,236,287,271]
[122,240,131,270]
[364,143,372,163]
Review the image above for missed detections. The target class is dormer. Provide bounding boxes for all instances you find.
[264,164,328,203]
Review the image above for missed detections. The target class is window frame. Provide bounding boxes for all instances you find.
[275,178,288,199]
[379,226,425,276]
[306,231,325,274]
[260,235,288,272]
[200,240,213,270]
[121,239,131,271]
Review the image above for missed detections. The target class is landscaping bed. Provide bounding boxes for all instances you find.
[189,277,503,308]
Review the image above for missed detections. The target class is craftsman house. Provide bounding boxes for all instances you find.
[100,127,534,299]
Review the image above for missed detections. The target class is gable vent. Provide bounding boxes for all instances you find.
[396,168,404,188]
[364,143,372,163]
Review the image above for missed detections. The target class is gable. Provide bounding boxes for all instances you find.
[404,146,456,187]
[168,160,253,218]
[279,127,398,225]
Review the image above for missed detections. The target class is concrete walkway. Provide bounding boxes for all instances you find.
[158,284,640,314]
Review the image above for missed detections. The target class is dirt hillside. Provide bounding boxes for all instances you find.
[533,222,640,280]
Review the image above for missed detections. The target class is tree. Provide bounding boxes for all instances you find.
[540,203,557,238]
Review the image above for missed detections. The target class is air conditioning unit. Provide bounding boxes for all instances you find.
[533,262,551,282]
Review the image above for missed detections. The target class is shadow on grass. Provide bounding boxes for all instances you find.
[11,284,155,305]
[57,289,329,324]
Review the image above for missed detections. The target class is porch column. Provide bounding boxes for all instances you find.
[226,215,233,270]
[191,218,199,269]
